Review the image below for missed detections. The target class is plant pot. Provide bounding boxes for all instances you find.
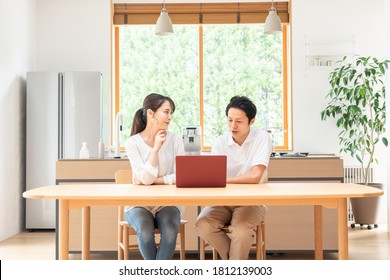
[350,183,382,229]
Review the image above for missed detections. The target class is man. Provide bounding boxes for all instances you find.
[195,96,272,260]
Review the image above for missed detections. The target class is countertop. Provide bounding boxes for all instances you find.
[58,153,340,161]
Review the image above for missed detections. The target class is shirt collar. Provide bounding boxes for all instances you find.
[227,127,254,146]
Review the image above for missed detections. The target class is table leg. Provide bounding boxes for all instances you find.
[82,206,91,260]
[59,199,69,260]
[337,198,348,260]
[314,205,323,260]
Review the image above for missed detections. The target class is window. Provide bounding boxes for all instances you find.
[202,25,287,148]
[117,25,200,141]
[113,2,291,150]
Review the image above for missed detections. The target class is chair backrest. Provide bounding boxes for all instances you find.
[115,170,132,221]
[115,170,132,184]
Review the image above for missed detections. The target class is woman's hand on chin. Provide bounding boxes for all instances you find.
[153,130,167,152]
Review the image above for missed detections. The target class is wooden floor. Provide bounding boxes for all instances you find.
[1,224,390,260]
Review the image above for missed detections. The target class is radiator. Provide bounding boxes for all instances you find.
[344,166,373,184]
[343,166,373,222]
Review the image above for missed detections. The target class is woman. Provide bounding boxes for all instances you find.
[124,93,184,260]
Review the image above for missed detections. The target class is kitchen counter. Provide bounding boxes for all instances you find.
[56,159,130,181]
[57,154,344,183]
[58,153,343,181]
[58,153,340,160]
[268,154,343,181]
[271,153,341,159]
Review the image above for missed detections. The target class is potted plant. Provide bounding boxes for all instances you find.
[320,56,389,229]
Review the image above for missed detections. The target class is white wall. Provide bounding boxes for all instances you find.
[0,0,36,241]
[292,0,388,224]
[35,0,111,143]
[292,0,386,155]
[0,0,110,241]
[35,0,110,75]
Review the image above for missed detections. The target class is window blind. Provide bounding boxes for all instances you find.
[113,2,289,25]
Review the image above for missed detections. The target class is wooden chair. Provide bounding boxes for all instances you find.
[199,221,266,260]
[115,170,187,260]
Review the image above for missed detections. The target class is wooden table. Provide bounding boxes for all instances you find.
[23,183,383,260]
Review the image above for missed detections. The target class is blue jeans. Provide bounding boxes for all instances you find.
[124,206,180,260]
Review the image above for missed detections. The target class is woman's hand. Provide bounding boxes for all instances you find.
[152,130,167,152]
[133,178,142,185]
[134,177,165,185]
[153,177,165,185]
[148,130,167,168]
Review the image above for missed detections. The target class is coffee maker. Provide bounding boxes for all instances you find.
[182,125,201,155]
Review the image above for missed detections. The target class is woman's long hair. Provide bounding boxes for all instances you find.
[130,93,175,136]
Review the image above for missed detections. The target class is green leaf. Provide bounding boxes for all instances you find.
[322,56,389,169]
[383,137,388,147]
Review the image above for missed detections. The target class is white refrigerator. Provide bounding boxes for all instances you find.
[26,72,102,229]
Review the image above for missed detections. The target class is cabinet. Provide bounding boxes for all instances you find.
[305,36,356,75]
[267,156,344,251]
[56,155,344,258]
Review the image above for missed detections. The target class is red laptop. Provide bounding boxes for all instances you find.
[175,155,227,188]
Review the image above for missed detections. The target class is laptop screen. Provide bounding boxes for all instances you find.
[175,155,227,188]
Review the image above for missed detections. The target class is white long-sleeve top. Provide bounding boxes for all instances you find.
[124,131,185,215]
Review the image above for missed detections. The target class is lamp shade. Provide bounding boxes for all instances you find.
[264,8,282,35]
[155,8,173,36]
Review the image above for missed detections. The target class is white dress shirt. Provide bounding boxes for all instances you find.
[211,128,272,183]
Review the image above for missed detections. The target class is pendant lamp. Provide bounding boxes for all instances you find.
[264,0,282,35]
[155,0,173,36]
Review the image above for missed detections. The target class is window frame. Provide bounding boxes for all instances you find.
[113,16,291,151]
